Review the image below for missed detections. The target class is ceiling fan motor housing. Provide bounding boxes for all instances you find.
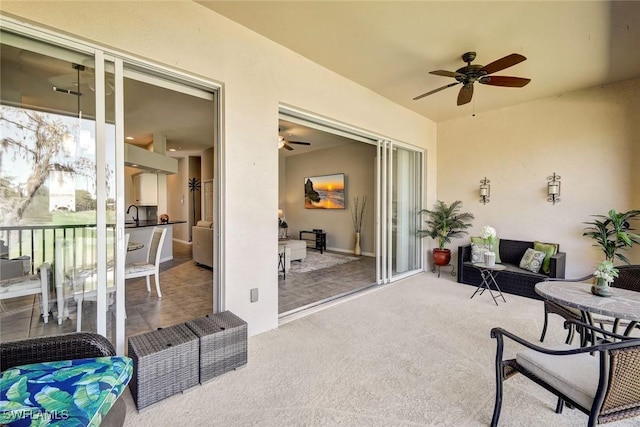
[455,64,487,83]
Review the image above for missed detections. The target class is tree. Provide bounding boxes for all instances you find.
[76,189,97,211]
[0,107,94,225]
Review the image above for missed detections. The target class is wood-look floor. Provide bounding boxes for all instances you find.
[0,242,376,345]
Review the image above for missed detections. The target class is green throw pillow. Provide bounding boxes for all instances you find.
[471,236,501,263]
[534,241,558,274]
[519,248,547,273]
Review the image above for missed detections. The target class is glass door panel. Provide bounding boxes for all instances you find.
[391,146,422,276]
[0,32,106,337]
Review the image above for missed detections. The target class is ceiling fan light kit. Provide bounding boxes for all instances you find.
[413,51,531,106]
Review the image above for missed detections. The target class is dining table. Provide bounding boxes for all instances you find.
[127,241,144,252]
[535,280,640,336]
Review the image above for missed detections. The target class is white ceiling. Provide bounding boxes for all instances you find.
[201,0,640,122]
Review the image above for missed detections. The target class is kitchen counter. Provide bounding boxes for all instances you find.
[125,220,186,228]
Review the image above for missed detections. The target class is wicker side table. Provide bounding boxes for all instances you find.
[186,311,247,383]
[128,323,199,410]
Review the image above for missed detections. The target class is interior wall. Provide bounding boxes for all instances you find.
[168,158,190,243]
[284,142,377,255]
[438,77,640,277]
[1,1,437,336]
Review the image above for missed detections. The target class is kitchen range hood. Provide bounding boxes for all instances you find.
[124,144,178,174]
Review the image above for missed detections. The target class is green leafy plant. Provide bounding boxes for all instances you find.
[583,209,640,264]
[418,200,474,250]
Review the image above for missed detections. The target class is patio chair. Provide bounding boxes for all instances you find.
[0,263,50,323]
[0,332,130,427]
[491,320,640,426]
[539,265,640,344]
[125,227,166,297]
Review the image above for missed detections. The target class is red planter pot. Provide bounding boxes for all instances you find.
[433,248,451,266]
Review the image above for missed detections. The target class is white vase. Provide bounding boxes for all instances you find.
[484,252,495,267]
[354,232,362,256]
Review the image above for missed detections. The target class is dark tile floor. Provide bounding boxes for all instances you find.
[1,243,376,344]
[278,250,376,314]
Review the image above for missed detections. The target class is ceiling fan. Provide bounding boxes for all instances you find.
[413,51,531,106]
[278,129,311,151]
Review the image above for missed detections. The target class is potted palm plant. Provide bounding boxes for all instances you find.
[419,200,474,267]
[583,209,640,297]
[583,209,640,264]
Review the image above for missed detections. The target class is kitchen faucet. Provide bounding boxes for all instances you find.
[127,205,139,225]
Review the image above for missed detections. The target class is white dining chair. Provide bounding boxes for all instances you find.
[73,234,131,332]
[125,227,166,297]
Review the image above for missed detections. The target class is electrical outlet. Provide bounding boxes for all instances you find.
[250,288,258,303]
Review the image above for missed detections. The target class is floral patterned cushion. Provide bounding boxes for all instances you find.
[0,356,132,426]
[519,248,547,274]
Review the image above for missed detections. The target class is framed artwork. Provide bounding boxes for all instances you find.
[304,173,345,209]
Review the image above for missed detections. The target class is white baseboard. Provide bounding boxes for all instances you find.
[327,247,375,257]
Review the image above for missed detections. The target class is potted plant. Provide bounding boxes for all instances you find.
[583,209,640,264]
[418,200,474,267]
[591,260,619,297]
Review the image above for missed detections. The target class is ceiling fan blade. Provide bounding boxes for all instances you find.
[479,76,531,87]
[480,53,526,75]
[413,82,460,100]
[288,141,311,146]
[429,70,463,78]
[283,143,294,151]
[457,84,474,106]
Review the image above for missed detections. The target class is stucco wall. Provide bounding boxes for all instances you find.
[1,1,437,335]
[438,78,640,277]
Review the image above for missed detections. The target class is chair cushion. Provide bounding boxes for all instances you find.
[519,248,547,273]
[0,356,133,427]
[516,344,598,410]
[195,220,213,228]
[125,262,155,275]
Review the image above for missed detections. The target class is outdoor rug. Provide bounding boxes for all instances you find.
[289,251,359,274]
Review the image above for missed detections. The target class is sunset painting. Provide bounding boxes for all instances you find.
[304,173,345,209]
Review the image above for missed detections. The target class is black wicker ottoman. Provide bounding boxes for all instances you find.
[128,323,199,410]
[186,311,247,383]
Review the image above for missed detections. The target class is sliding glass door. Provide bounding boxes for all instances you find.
[0,29,125,349]
[376,140,423,283]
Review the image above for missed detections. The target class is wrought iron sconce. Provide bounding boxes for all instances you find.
[547,172,561,204]
[479,177,491,204]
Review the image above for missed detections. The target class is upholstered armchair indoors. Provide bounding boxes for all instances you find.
[491,320,640,426]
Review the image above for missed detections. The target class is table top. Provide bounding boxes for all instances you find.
[535,281,640,322]
[472,262,507,271]
[127,242,144,252]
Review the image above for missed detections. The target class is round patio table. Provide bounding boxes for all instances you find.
[535,280,640,336]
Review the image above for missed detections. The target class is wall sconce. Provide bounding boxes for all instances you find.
[479,177,491,204]
[547,172,561,204]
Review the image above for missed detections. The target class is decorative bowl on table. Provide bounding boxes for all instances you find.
[159,214,169,223]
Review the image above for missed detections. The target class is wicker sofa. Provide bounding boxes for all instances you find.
[0,332,129,426]
[457,238,566,299]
